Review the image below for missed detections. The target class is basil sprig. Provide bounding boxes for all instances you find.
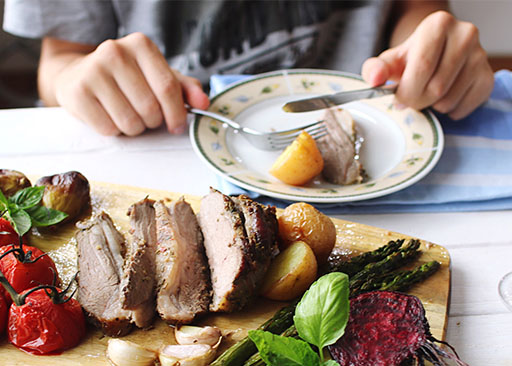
[0,186,68,236]
[249,272,350,366]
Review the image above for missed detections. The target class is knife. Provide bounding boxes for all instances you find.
[282,84,398,113]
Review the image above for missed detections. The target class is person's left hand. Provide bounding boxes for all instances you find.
[362,11,494,120]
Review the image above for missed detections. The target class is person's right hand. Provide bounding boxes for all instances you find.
[47,33,209,136]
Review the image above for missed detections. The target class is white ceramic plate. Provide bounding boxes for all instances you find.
[190,69,444,203]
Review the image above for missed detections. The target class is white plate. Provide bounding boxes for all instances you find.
[190,69,444,203]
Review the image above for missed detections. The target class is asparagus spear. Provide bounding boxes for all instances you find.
[211,239,425,366]
[242,260,441,366]
[348,239,421,292]
[358,260,440,293]
[326,238,404,276]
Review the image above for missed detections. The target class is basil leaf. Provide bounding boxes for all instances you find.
[248,330,320,366]
[8,208,32,236]
[323,360,339,366]
[0,189,7,205]
[27,206,68,227]
[294,272,350,352]
[9,186,45,210]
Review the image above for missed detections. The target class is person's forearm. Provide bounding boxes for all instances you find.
[38,37,96,106]
[390,0,449,47]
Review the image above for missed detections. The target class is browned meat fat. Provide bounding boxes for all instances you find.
[154,198,211,324]
[119,198,157,328]
[316,107,365,185]
[198,189,277,312]
[76,212,132,337]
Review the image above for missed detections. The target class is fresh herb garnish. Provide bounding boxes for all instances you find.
[0,187,68,236]
[249,272,350,366]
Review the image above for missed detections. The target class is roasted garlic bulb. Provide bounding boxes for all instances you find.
[174,325,222,347]
[36,171,90,221]
[0,169,31,197]
[107,339,157,366]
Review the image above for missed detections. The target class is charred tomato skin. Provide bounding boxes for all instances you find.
[8,288,86,355]
[0,293,7,335]
[0,245,60,305]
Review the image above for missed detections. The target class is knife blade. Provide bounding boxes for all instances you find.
[282,84,398,113]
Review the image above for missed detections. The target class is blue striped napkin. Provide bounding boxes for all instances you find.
[210,70,512,213]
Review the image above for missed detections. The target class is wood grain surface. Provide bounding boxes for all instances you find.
[1,181,451,366]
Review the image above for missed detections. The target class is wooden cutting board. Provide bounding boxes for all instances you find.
[2,181,451,366]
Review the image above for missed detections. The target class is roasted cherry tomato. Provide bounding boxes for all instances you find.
[8,288,86,355]
[0,293,7,336]
[0,218,19,247]
[0,244,60,305]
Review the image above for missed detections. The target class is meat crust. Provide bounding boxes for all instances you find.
[199,189,277,312]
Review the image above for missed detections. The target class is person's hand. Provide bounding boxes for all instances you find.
[53,33,209,136]
[362,11,494,120]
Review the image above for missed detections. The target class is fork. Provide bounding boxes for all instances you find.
[188,107,327,151]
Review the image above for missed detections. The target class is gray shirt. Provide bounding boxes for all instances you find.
[3,0,392,84]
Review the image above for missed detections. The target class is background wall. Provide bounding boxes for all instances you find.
[0,0,511,108]
[450,0,512,56]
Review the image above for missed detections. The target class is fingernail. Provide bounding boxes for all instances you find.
[393,101,406,110]
[170,125,187,135]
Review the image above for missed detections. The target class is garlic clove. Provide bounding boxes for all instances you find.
[159,343,218,366]
[174,325,222,346]
[107,338,158,366]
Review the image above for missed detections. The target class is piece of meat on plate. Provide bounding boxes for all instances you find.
[198,188,277,312]
[154,198,211,324]
[76,212,132,337]
[316,107,365,185]
[119,198,158,328]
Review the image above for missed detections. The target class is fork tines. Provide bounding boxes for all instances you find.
[267,121,327,150]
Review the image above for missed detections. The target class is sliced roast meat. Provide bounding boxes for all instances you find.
[119,198,157,328]
[198,188,277,312]
[316,107,365,185]
[231,194,278,287]
[76,212,132,337]
[154,198,211,324]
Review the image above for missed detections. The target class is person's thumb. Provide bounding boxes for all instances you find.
[361,46,406,86]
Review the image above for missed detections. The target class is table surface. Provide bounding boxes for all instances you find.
[2,107,512,365]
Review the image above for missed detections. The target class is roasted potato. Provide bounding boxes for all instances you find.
[278,202,336,265]
[0,169,31,197]
[269,131,324,186]
[36,171,91,221]
[260,240,318,301]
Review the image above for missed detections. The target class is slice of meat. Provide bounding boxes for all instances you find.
[316,107,365,185]
[198,188,277,312]
[76,212,132,337]
[231,194,278,288]
[119,198,157,328]
[154,198,211,324]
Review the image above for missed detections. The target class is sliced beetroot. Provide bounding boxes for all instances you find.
[329,291,468,366]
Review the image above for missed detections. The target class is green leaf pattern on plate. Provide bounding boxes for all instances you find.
[413,133,423,145]
[261,84,280,94]
[209,123,219,134]
[320,189,338,194]
[405,156,422,166]
[218,105,231,115]
[220,157,234,166]
[301,79,315,90]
